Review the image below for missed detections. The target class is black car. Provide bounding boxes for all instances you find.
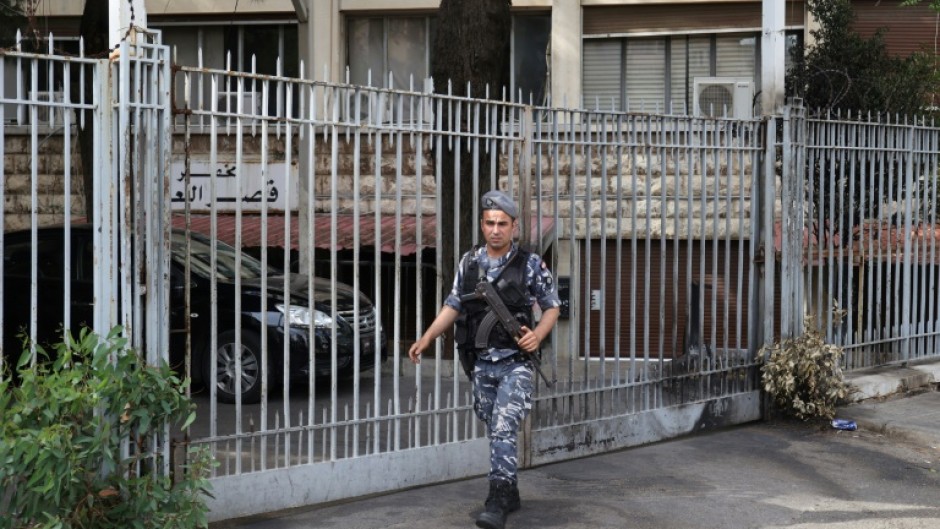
[2,225,387,403]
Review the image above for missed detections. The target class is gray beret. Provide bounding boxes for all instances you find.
[481,190,518,219]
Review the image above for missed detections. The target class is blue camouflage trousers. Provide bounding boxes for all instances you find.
[472,357,534,484]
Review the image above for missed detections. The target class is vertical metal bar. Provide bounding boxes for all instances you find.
[762,116,776,346]
[597,111,608,385]
[28,55,38,365]
[0,55,5,367]
[629,114,639,381]
[63,58,72,346]
[208,71,220,461]
[452,93,462,435]
[259,77,270,471]
[901,122,916,360]
[351,86,363,456]
[658,115,668,375]
[844,116,857,356]
[583,111,593,387]
[520,104,532,248]
[912,124,924,358]
[747,116,765,353]
[567,108,578,388]
[927,125,939,357]
[642,115,653,382]
[861,119,873,365]
[373,86,386,454]
[329,86,340,461]
[432,91,443,445]
[233,74,245,473]
[394,90,404,451]
[413,82,426,447]
[710,119,720,357]
[613,114,624,383]
[306,78,318,462]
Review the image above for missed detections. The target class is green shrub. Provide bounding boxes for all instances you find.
[0,327,214,529]
[758,311,853,420]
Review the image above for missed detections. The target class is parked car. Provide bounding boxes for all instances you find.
[2,225,387,403]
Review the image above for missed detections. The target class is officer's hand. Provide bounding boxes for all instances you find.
[517,326,541,353]
[408,340,426,364]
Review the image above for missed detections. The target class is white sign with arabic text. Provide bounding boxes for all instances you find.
[170,161,297,211]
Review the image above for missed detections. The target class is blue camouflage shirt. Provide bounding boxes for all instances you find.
[445,242,561,362]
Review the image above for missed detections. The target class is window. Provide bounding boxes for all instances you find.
[162,23,299,118]
[346,14,551,103]
[347,17,431,90]
[513,15,551,105]
[584,33,761,113]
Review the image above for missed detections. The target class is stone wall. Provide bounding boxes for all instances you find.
[3,133,85,232]
[6,128,773,240]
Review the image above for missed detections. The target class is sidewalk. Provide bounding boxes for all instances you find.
[213,361,940,529]
[839,360,940,448]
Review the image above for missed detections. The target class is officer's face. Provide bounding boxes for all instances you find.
[481,210,516,256]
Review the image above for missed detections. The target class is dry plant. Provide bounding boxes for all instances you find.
[759,305,853,419]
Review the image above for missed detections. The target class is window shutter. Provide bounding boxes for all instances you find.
[583,40,623,111]
[625,39,666,113]
[715,34,756,83]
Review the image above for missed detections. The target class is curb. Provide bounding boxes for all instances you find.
[851,414,940,449]
[845,363,939,402]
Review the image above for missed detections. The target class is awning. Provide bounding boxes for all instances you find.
[172,213,556,256]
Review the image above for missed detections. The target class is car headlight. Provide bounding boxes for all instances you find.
[275,304,333,328]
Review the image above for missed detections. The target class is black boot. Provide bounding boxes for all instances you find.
[476,480,513,529]
[506,482,521,513]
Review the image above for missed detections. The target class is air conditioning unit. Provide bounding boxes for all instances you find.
[692,77,753,119]
[30,91,73,127]
[216,91,262,116]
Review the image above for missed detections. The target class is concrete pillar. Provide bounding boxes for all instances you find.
[109,0,147,49]
[298,0,340,83]
[297,0,340,272]
[551,0,581,107]
[760,0,785,116]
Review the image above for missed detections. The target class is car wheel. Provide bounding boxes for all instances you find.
[204,330,263,404]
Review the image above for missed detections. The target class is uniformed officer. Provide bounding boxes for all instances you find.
[409,190,561,529]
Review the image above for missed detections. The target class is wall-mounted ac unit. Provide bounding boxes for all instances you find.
[692,77,753,119]
[216,91,262,116]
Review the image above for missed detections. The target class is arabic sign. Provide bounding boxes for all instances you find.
[170,162,298,211]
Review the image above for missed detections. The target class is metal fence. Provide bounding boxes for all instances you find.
[789,112,940,370]
[4,37,940,522]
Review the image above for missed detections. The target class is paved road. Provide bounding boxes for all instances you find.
[212,415,940,529]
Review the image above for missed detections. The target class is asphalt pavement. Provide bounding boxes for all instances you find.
[211,361,940,529]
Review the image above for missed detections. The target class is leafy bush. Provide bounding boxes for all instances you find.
[0,327,214,529]
[758,312,853,420]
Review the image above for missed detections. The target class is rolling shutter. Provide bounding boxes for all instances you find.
[583,39,623,110]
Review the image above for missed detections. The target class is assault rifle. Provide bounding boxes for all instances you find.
[463,280,555,387]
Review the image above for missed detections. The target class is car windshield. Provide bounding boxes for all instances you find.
[171,232,266,280]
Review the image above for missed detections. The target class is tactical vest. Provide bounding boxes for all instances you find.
[455,247,533,353]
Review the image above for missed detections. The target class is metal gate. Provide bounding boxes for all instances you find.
[524,106,766,465]
[166,55,771,518]
[0,30,175,477]
[5,37,774,522]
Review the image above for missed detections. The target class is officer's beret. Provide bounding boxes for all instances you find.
[481,190,518,219]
